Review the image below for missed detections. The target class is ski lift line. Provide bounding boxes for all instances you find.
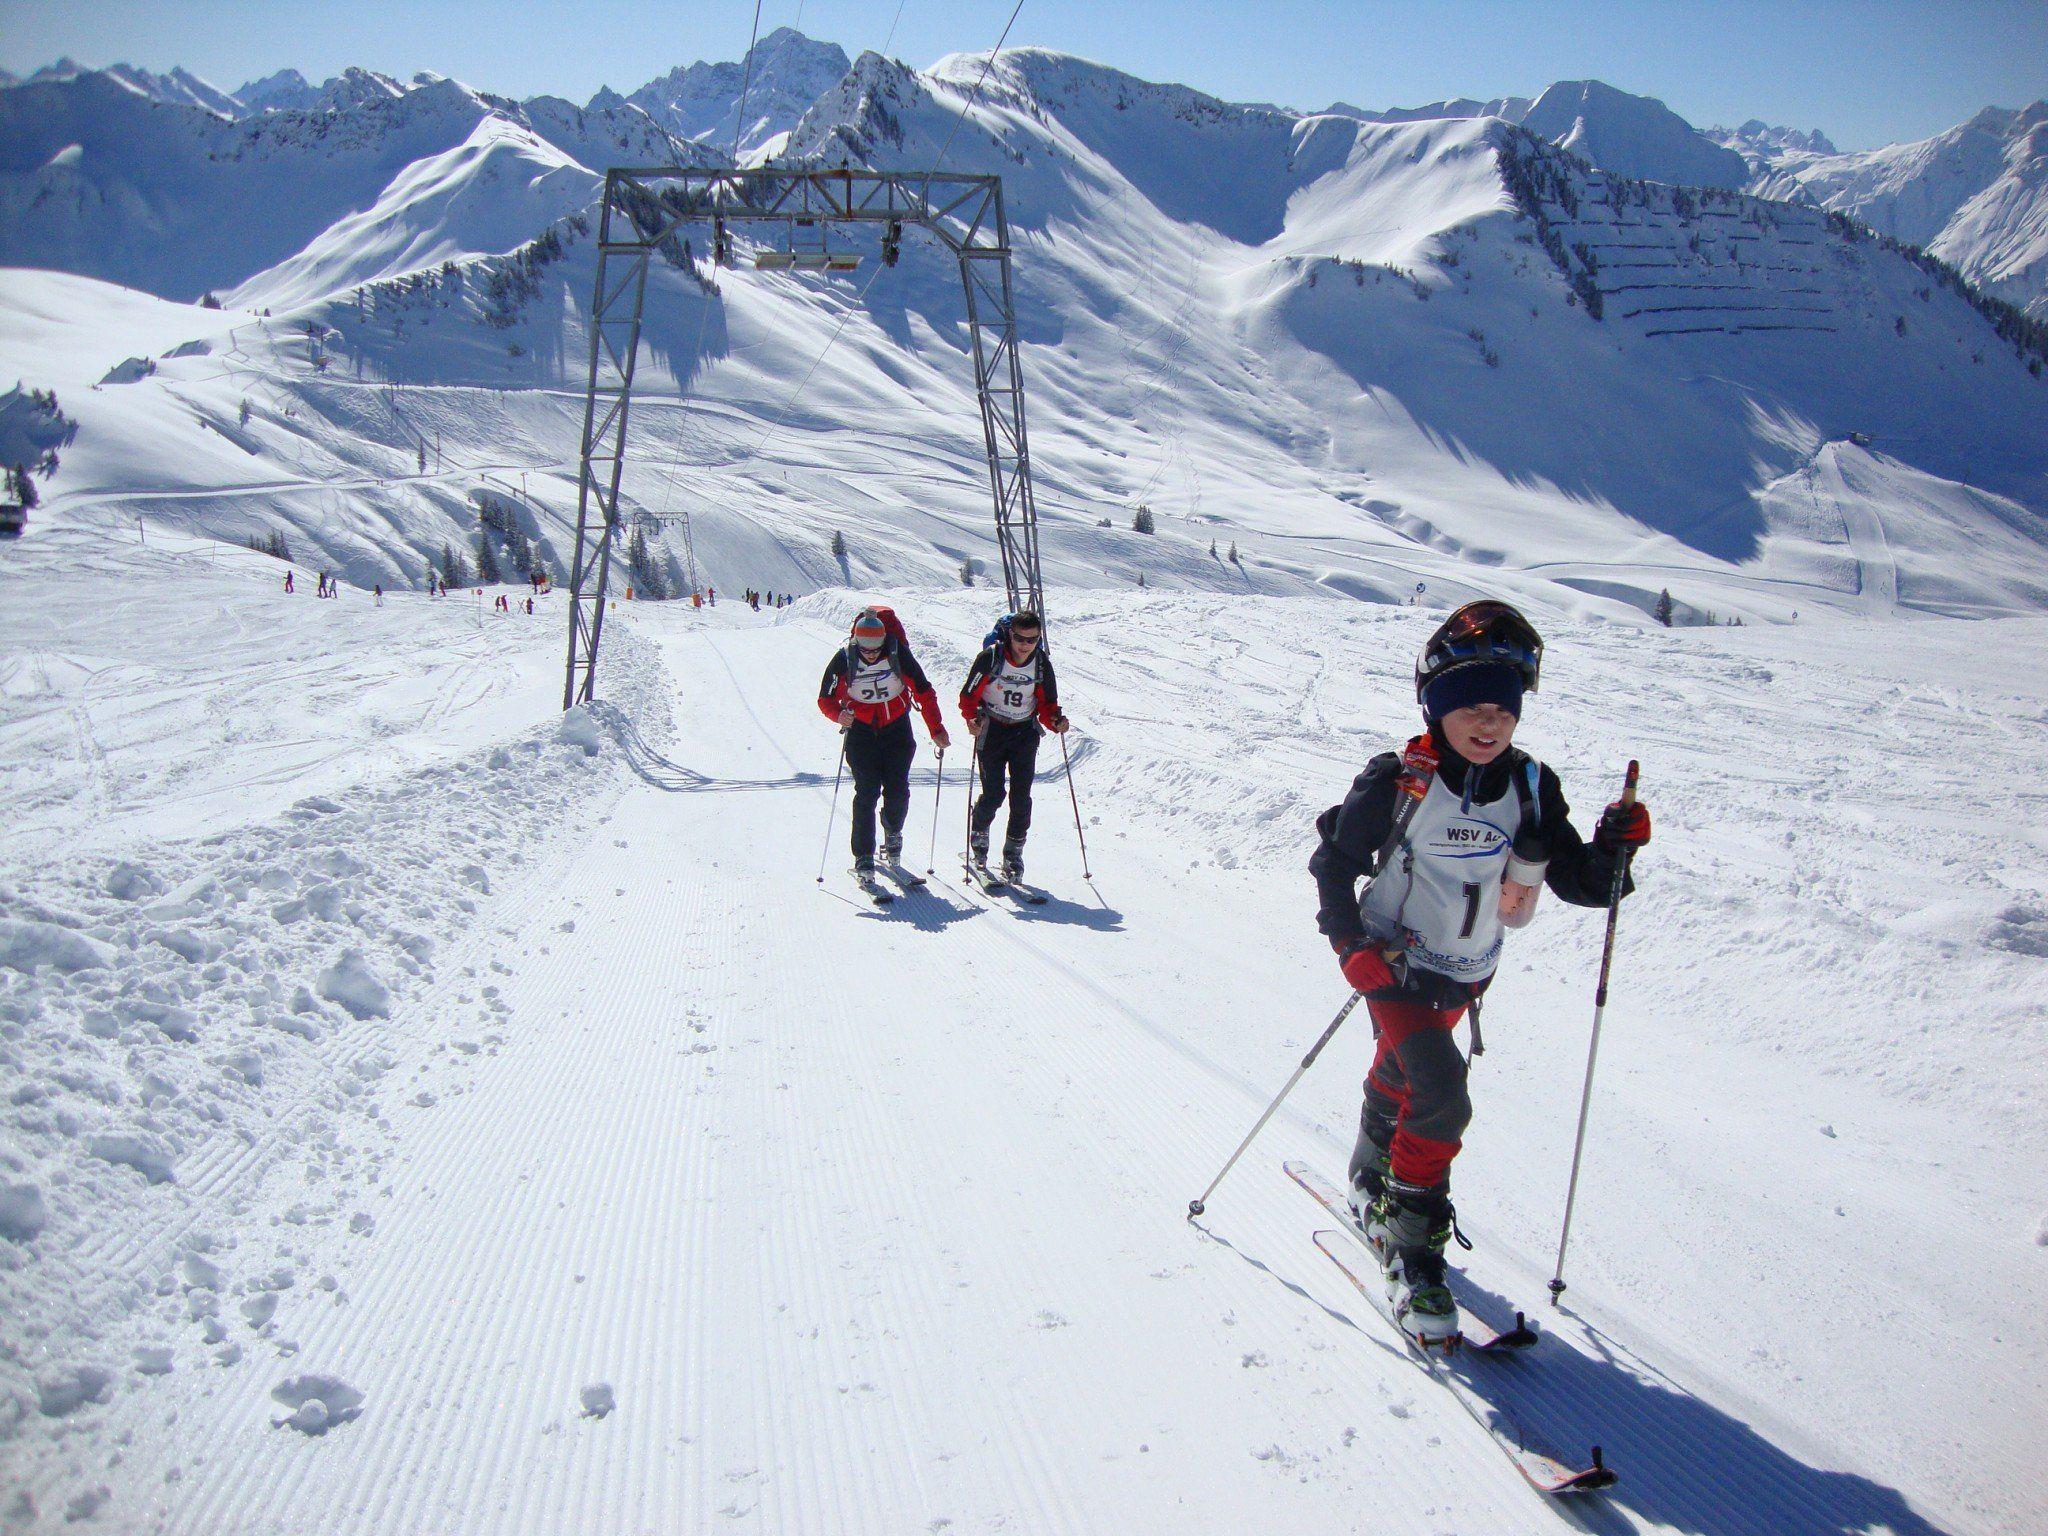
[728,1,766,164]
[736,0,1028,474]
[925,0,1028,183]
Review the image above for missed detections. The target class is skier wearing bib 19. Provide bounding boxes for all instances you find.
[1308,601,1651,1347]
[818,607,950,881]
[958,611,1069,883]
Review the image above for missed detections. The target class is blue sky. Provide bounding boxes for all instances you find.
[6,0,2044,150]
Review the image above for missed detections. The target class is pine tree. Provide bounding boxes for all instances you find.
[1131,505,1155,534]
[475,533,502,584]
[1654,588,1675,627]
[959,559,975,587]
[831,529,848,561]
[1227,541,1238,563]
[10,465,37,510]
[441,541,467,588]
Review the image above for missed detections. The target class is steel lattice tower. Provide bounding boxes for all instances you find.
[564,167,1044,708]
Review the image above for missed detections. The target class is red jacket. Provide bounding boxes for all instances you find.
[959,643,1063,729]
[818,641,945,733]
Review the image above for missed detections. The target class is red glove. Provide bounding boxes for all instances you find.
[1339,943,1397,995]
[1596,800,1651,852]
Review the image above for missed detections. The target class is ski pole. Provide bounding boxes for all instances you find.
[963,736,981,865]
[815,728,849,884]
[926,747,945,875]
[1188,990,1363,1219]
[1548,760,1640,1306]
[1057,729,1092,880]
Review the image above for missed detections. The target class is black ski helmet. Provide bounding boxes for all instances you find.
[1414,600,1544,703]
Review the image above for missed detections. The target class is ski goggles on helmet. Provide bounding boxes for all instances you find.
[1415,600,1543,698]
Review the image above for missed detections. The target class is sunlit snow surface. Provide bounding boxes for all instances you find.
[2,43,2046,1534]
[1,531,2043,1533]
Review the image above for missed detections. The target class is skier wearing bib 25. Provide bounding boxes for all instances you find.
[958,611,1069,882]
[818,607,950,880]
[1309,601,1652,1347]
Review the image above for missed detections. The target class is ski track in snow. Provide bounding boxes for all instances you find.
[2,572,2044,1534]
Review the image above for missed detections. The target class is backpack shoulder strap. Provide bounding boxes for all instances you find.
[1511,750,1541,832]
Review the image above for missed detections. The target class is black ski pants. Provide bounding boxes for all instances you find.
[845,714,915,860]
[971,718,1040,845]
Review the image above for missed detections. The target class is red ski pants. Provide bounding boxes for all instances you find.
[1364,998,1471,1188]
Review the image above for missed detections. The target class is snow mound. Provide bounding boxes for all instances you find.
[0,918,116,975]
[316,949,393,1020]
[272,1374,363,1433]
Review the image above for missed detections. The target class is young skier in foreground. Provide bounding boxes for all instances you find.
[1309,601,1651,1347]
[817,607,950,896]
[958,611,1070,886]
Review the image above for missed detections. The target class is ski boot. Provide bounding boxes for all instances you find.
[1372,1178,1461,1350]
[1347,1142,1391,1233]
[854,854,878,879]
[1346,1103,1397,1231]
[968,828,992,874]
[881,830,904,865]
[1000,837,1026,884]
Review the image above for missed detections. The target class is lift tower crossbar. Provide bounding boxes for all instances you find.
[564,167,1045,708]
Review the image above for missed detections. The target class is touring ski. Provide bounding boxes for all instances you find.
[1285,1162,1535,1355]
[1284,1162,1616,1496]
[963,862,1049,905]
[877,860,928,890]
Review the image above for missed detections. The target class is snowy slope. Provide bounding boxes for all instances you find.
[1,537,2042,1533]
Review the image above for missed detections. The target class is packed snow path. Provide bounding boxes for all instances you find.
[6,580,2040,1534]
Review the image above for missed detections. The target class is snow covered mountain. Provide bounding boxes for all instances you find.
[1322,80,1749,193]
[1,58,247,118]
[0,70,702,305]
[1517,79,1750,190]
[2,41,2045,627]
[616,26,850,156]
[1326,93,1532,126]
[1744,102,2048,317]
[1709,118,1838,157]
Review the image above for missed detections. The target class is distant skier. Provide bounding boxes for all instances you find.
[374,584,383,606]
[958,611,1068,882]
[284,570,295,594]
[1309,600,1651,1347]
[817,607,949,882]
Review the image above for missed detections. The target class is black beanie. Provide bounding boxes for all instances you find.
[1422,660,1524,722]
